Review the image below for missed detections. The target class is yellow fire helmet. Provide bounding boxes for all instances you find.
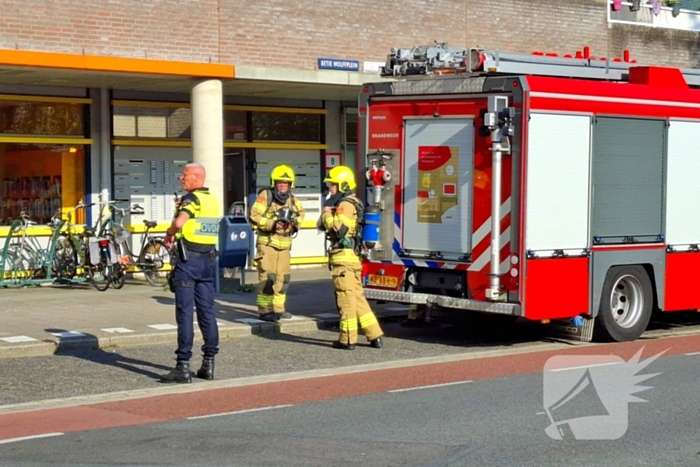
[324,165,356,193]
[270,164,295,187]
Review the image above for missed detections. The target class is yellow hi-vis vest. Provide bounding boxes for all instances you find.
[178,189,221,246]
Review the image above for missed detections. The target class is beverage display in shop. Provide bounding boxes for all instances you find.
[0,176,62,225]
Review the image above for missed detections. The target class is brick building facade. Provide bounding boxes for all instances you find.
[0,0,697,265]
[1,0,698,68]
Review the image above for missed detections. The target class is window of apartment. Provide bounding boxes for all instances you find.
[609,0,700,32]
[224,110,247,140]
[113,105,191,139]
[251,112,321,142]
[0,100,84,136]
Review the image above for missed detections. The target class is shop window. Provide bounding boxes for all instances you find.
[0,144,85,225]
[252,112,321,142]
[224,110,247,140]
[113,106,192,139]
[0,101,84,136]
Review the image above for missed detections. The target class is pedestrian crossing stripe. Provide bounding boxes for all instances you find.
[101,328,135,334]
[0,335,38,343]
[148,324,178,330]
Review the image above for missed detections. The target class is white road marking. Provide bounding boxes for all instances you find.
[549,361,621,372]
[147,324,178,330]
[194,320,228,326]
[186,404,293,420]
[50,331,87,338]
[0,432,64,444]
[388,381,473,393]
[101,328,134,334]
[234,318,266,324]
[0,335,37,343]
[684,351,700,356]
[313,313,338,319]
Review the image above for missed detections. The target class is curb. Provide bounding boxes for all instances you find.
[0,318,338,360]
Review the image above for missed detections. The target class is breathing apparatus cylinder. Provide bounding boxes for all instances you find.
[362,205,381,249]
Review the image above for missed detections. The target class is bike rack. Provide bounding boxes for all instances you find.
[0,217,88,288]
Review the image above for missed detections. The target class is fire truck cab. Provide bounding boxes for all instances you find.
[357,43,700,343]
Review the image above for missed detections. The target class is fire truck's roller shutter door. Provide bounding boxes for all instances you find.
[592,117,665,243]
[665,120,700,247]
[402,118,474,256]
[525,113,591,252]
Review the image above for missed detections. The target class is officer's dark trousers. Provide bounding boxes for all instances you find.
[173,253,219,361]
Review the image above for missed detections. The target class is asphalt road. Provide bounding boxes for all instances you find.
[2,309,700,408]
[0,316,550,407]
[0,342,698,467]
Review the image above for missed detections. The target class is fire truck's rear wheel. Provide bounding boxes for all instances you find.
[595,265,653,342]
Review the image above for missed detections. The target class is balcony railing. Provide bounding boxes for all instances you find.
[608,0,700,32]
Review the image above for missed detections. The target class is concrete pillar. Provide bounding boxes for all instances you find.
[100,87,111,196]
[191,79,224,214]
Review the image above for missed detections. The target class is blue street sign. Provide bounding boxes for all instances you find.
[317,58,360,72]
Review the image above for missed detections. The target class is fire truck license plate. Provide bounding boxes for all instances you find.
[368,275,398,288]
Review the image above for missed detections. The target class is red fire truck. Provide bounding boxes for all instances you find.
[357,43,700,342]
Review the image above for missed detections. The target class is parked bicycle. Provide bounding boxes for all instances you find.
[57,200,118,292]
[0,209,81,286]
[109,203,171,288]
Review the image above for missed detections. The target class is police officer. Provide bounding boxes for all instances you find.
[160,162,221,384]
[249,164,305,322]
[320,165,384,350]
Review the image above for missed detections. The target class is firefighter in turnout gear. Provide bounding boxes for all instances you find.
[160,162,221,384]
[249,164,305,321]
[319,165,384,350]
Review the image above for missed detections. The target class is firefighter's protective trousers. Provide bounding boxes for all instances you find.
[254,243,291,314]
[332,262,383,345]
[321,194,383,345]
[249,189,304,316]
[173,252,219,361]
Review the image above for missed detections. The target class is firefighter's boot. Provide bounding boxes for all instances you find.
[196,356,215,380]
[369,337,383,349]
[332,341,355,350]
[159,360,192,384]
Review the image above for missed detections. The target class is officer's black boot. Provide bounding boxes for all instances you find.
[159,360,192,384]
[196,356,215,380]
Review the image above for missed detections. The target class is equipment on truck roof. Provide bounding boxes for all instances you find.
[378,41,700,87]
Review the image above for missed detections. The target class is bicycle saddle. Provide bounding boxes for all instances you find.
[143,220,157,229]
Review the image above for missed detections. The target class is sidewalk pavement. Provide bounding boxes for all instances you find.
[0,266,409,359]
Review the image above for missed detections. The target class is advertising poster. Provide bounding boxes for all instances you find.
[416,145,458,223]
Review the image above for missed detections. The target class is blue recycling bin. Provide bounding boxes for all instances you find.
[219,212,251,269]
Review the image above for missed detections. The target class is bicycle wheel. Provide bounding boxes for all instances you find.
[87,260,111,292]
[52,236,78,279]
[139,238,170,287]
[106,234,127,290]
[4,243,37,285]
[110,263,126,289]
